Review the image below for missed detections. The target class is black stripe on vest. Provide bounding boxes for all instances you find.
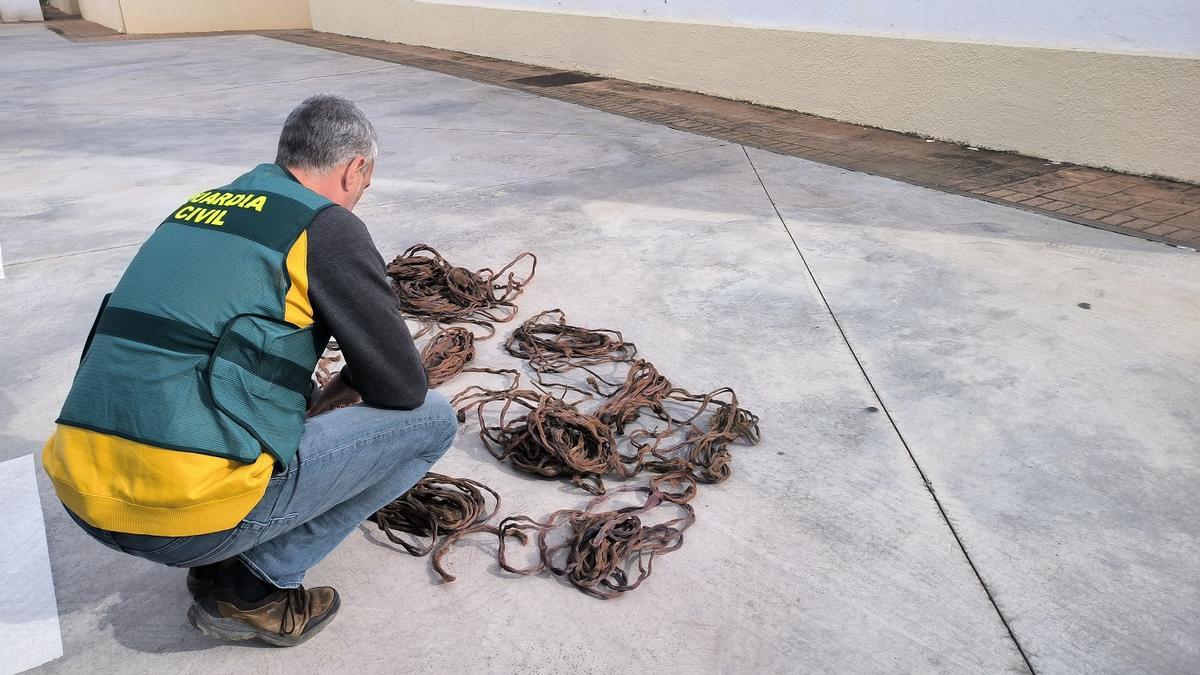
[95,307,311,395]
[97,306,217,353]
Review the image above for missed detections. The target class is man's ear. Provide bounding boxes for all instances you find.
[341,156,367,191]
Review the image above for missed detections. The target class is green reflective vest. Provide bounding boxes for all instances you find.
[57,164,333,466]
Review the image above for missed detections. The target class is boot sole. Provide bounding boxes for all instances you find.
[186,595,340,647]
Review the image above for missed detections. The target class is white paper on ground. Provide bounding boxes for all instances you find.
[0,0,41,22]
[0,454,63,674]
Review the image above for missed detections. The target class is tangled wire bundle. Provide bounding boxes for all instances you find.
[372,472,501,582]
[457,350,760,489]
[590,361,760,483]
[631,386,761,483]
[593,359,674,434]
[497,472,697,599]
[456,386,638,495]
[505,309,637,374]
[420,327,476,387]
[387,245,536,338]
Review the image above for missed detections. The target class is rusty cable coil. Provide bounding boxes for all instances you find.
[630,386,761,483]
[372,472,501,582]
[593,359,674,434]
[420,330,525,392]
[387,245,536,339]
[503,312,760,484]
[505,309,636,373]
[496,472,697,599]
[455,355,759,488]
[420,327,476,387]
[455,387,639,494]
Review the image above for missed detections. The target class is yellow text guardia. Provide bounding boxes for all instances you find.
[174,191,269,226]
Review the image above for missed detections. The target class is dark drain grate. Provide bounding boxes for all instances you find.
[510,71,607,87]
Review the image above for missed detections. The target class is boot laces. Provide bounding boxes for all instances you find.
[280,586,309,635]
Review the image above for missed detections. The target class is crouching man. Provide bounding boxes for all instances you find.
[42,95,455,646]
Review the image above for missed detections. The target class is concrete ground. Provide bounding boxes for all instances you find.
[1,22,1197,674]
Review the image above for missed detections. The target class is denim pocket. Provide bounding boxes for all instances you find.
[168,526,245,568]
[241,512,300,548]
[176,511,301,566]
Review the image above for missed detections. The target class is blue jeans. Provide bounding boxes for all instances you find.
[68,392,457,588]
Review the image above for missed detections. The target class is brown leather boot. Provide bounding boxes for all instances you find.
[187,583,340,647]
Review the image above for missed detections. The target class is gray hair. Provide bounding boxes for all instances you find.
[275,94,378,173]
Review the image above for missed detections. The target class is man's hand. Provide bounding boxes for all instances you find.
[307,371,362,417]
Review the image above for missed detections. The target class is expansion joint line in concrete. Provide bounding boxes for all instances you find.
[5,242,141,269]
[740,145,1037,674]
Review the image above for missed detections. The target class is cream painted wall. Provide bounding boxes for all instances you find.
[77,0,123,31]
[117,0,310,33]
[424,0,1200,56]
[309,1,1200,183]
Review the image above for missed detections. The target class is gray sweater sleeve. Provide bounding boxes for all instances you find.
[306,205,428,409]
